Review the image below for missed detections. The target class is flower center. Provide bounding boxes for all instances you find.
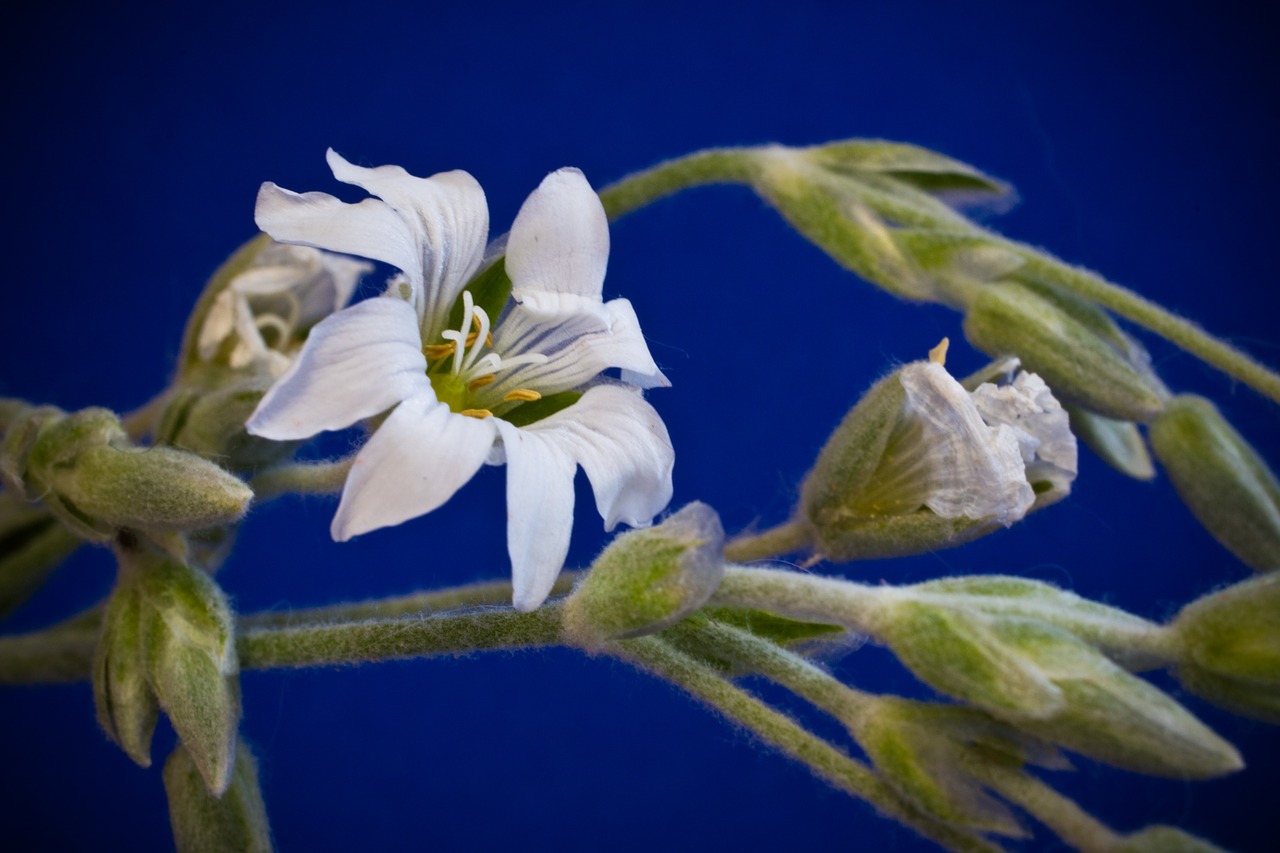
[423,290,548,419]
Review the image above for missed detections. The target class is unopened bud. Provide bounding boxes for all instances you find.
[963,281,1167,422]
[92,580,160,767]
[164,741,273,853]
[850,698,1028,836]
[564,502,724,649]
[1149,394,1280,571]
[1172,574,1280,686]
[1112,826,1228,853]
[877,595,1241,778]
[159,377,298,471]
[132,548,241,794]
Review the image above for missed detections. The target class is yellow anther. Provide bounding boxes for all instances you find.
[423,342,455,360]
[465,331,480,346]
[928,337,950,366]
[460,408,493,419]
[503,388,543,403]
[467,374,497,391]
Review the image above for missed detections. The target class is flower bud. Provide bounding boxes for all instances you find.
[963,281,1167,422]
[1171,574,1280,686]
[1149,394,1280,571]
[158,377,299,471]
[1112,826,1228,853]
[564,502,724,649]
[132,548,242,795]
[850,697,1034,836]
[92,580,160,767]
[164,741,273,853]
[798,354,1074,561]
[876,594,1242,778]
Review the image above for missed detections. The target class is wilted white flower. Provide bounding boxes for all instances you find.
[971,368,1078,501]
[247,150,673,611]
[197,242,370,375]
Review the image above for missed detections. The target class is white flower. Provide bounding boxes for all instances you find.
[246,150,674,611]
[197,242,370,375]
[885,358,1077,525]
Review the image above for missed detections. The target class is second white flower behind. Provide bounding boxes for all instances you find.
[247,151,674,611]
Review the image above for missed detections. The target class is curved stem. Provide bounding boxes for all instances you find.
[612,635,1000,853]
[975,765,1118,852]
[598,148,761,221]
[1011,250,1280,406]
[248,457,354,501]
[240,572,581,628]
[722,519,813,564]
[710,565,889,633]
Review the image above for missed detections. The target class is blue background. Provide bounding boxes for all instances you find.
[2,1,1276,850]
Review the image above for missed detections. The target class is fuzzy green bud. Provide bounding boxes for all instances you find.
[1111,826,1229,853]
[850,697,1034,836]
[131,547,242,795]
[93,579,160,767]
[4,404,252,540]
[158,376,298,471]
[876,594,1241,778]
[164,741,273,853]
[1149,394,1280,571]
[963,281,1167,422]
[1173,574,1280,684]
[564,502,724,649]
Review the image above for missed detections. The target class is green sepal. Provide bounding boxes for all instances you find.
[447,255,513,333]
[963,281,1167,422]
[852,698,1028,837]
[1066,406,1155,481]
[502,390,583,428]
[158,372,296,471]
[1111,825,1230,853]
[1149,394,1280,571]
[134,553,241,795]
[701,606,845,646]
[164,741,273,853]
[1172,573,1280,685]
[92,580,160,767]
[1174,664,1280,725]
[808,140,1009,196]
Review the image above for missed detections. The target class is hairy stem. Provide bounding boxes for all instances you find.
[613,635,1000,853]
[598,148,762,221]
[248,457,355,501]
[976,765,1118,852]
[722,520,813,564]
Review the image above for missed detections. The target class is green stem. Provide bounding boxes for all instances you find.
[975,765,1118,852]
[667,618,874,721]
[248,457,354,501]
[711,565,889,632]
[722,519,813,564]
[598,148,761,221]
[240,572,581,628]
[613,635,1000,853]
[1012,250,1280,406]
[238,603,566,670]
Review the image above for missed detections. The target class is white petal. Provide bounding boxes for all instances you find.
[255,183,423,282]
[196,289,238,360]
[521,385,674,530]
[493,419,578,612]
[972,372,1078,492]
[896,363,1034,524]
[325,150,488,334]
[507,168,609,306]
[332,394,497,540]
[486,298,667,400]
[247,297,428,440]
